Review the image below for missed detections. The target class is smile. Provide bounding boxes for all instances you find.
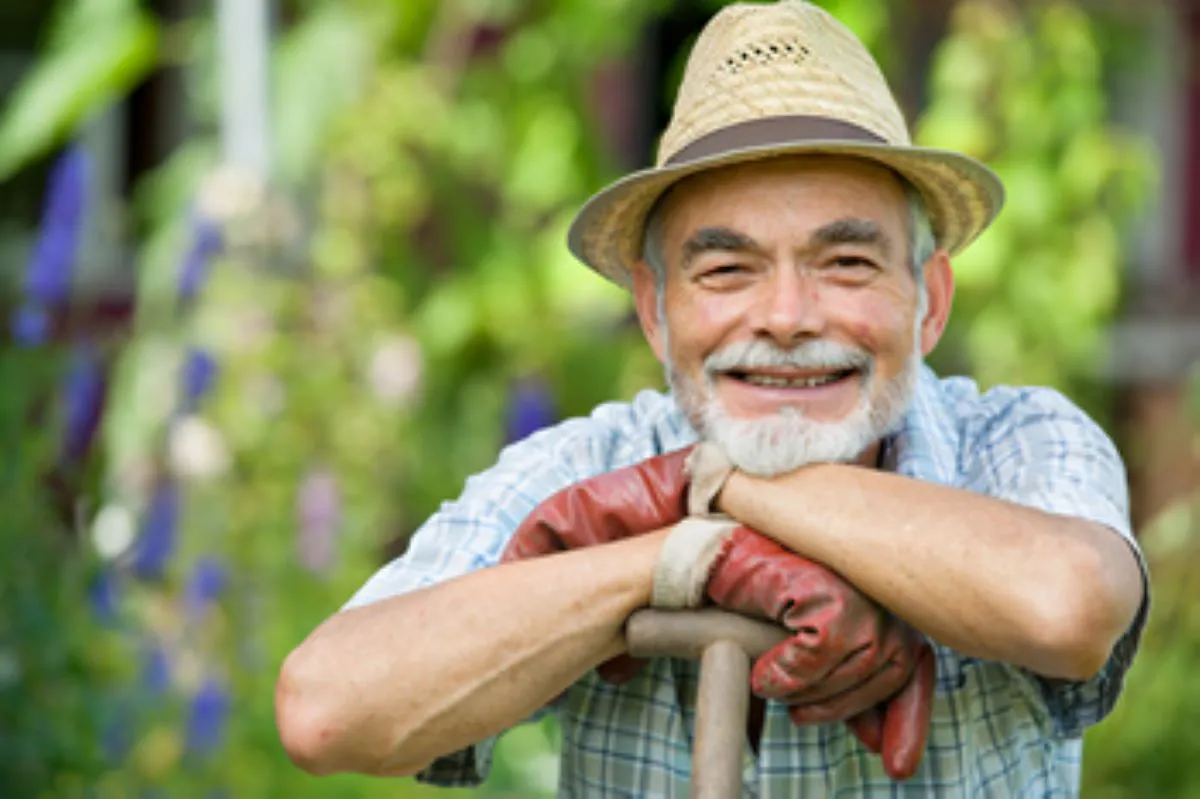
[725,368,859,389]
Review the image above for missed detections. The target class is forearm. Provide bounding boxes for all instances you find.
[275,530,667,776]
[719,465,1142,679]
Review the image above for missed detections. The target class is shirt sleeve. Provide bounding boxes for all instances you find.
[343,402,643,610]
[338,394,668,786]
[968,386,1151,738]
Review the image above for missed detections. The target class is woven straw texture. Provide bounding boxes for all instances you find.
[567,0,1005,290]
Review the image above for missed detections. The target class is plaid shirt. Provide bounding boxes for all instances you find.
[345,365,1149,797]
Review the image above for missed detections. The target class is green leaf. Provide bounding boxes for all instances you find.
[950,219,1008,292]
[0,2,159,179]
[914,101,994,160]
[927,36,993,101]
[503,99,584,216]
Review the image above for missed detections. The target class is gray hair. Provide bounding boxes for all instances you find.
[641,176,936,313]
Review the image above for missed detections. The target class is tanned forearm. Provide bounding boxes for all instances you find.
[275,530,667,777]
[718,465,1144,680]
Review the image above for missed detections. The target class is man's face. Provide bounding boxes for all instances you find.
[632,156,953,475]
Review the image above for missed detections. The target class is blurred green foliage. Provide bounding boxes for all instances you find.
[916,0,1156,420]
[0,348,114,793]
[1081,367,1200,797]
[0,0,1179,796]
[0,0,159,180]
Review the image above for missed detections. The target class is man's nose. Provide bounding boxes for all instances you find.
[751,267,826,345]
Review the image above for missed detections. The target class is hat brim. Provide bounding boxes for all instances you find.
[567,140,1005,291]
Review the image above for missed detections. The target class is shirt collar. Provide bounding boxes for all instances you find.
[881,364,961,488]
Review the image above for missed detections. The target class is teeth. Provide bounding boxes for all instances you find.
[742,373,844,388]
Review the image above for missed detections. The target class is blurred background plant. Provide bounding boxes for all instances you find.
[0,0,1193,797]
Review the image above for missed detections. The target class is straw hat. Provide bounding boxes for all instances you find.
[567,0,1005,290]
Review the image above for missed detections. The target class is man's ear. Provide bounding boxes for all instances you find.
[632,261,667,364]
[919,250,954,357]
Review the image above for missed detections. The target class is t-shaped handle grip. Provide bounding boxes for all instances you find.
[625,609,788,799]
[626,607,787,660]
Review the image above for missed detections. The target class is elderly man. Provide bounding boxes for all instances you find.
[275,1,1149,796]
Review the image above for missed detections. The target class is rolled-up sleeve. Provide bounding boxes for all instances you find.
[968,387,1151,737]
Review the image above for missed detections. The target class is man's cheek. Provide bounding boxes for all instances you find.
[842,306,911,358]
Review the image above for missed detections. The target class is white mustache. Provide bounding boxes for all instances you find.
[704,339,871,375]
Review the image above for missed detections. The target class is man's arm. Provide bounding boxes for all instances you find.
[275,530,667,777]
[717,466,1143,680]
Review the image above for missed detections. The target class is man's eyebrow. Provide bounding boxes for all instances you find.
[680,227,765,271]
[808,218,893,255]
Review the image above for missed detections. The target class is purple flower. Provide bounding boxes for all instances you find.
[177,215,222,302]
[25,146,90,306]
[140,642,170,696]
[185,678,229,757]
[296,468,341,574]
[180,348,218,412]
[184,557,227,617]
[60,343,106,462]
[131,483,179,581]
[10,303,51,346]
[504,378,557,444]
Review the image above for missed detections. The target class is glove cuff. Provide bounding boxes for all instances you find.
[685,442,735,515]
[651,516,740,609]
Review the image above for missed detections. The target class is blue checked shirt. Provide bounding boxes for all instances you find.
[344,365,1149,797]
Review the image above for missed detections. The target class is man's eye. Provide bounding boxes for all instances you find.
[704,264,747,277]
[832,256,875,269]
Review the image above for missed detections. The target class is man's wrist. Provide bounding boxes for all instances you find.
[713,469,752,518]
[713,466,829,549]
[608,528,674,607]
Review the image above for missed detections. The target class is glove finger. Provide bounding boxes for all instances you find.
[881,642,938,781]
[844,707,884,754]
[596,654,648,685]
[749,636,836,700]
[753,634,886,705]
[786,659,905,726]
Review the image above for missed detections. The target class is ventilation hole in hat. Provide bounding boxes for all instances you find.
[716,39,811,76]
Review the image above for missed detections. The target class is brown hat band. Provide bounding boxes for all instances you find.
[665,115,888,167]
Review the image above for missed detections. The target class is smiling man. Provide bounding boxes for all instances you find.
[641,158,929,476]
[275,2,1149,797]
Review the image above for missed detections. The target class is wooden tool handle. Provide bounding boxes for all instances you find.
[625,608,788,660]
[693,640,751,799]
[624,608,789,799]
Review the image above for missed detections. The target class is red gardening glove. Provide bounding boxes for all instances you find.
[500,447,695,682]
[706,526,935,781]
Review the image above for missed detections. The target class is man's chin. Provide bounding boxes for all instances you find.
[671,350,920,477]
[701,410,874,478]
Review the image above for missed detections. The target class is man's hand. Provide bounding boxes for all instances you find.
[500,447,695,681]
[501,447,935,779]
[501,447,693,558]
[704,526,935,780]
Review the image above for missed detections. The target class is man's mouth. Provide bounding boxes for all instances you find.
[723,367,859,389]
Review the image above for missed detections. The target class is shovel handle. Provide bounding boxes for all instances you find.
[625,609,789,799]
[626,608,788,660]
[693,639,750,799]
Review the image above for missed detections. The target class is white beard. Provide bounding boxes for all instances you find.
[666,338,920,477]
